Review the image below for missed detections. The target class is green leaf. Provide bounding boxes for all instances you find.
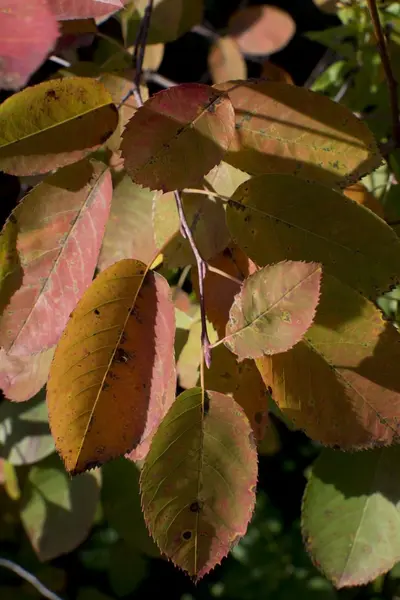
[257,275,400,449]
[302,447,400,588]
[0,389,54,465]
[0,77,118,175]
[227,174,400,299]
[121,83,235,192]
[223,261,322,360]
[140,388,257,579]
[21,455,100,561]
[216,79,381,187]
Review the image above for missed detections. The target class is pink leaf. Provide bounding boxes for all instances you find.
[47,0,124,20]
[0,346,55,402]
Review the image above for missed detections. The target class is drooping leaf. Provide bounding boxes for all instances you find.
[119,0,203,45]
[216,79,381,186]
[176,319,201,389]
[0,389,54,465]
[302,447,400,588]
[48,0,124,20]
[257,275,400,449]
[0,160,112,356]
[140,388,257,579]
[0,217,22,318]
[20,455,100,561]
[102,458,159,557]
[47,261,176,474]
[153,190,230,268]
[205,161,250,199]
[97,174,159,271]
[228,5,296,55]
[0,347,55,403]
[343,182,385,218]
[121,83,235,192]
[227,174,400,299]
[0,0,59,90]
[224,261,322,360]
[0,77,118,176]
[208,37,247,85]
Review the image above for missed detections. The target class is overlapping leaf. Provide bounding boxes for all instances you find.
[47,260,175,474]
[224,261,322,360]
[257,275,400,448]
[0,77,118,175]
[208,37,247,85]
[0,160,112,356]
[302,447,400,587]
[21,455,100,561]
[121,83,235,192]
[48,0,124,20]
[0,217,22,318]
[227,174,400,299]
[205,161,250,199]
[0,347,55,402]
[0,0,59,90]
[153,190,230,268]
[216,79,381,186]
[140,388,257,579]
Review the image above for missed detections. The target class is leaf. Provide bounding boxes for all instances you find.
[140,388,257,579]
[227,174,400,300]
[302,447,400,588]
[0,347,55,402]
[97,173,159,271]
[21,454,100,561]
[313,0,338,14]
[224,261,322,360]
[153,190,230,268]
[102,458,159,557]
[208,37,247,85]
[343,183,385,218]
[0,77,118,176]
[0,160,112,356]
[120,0,203,45]
[121,83,235,192]
[261,61,293,84]
[0,389,55,465]
[48,0,124,20]
[216,79,381,186]
[256,275,400,449]
[47,261,176,474]
[0,0,59,90]
[205,161,250,199]
[0,217,22,318]
[177,319,201,389]
[228,5,296,55]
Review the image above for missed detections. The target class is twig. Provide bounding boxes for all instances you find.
[144,71,178,89]
[208,265,242,286]
[183,188,230,203]
[366,0,400,147]
[0,558,64,600]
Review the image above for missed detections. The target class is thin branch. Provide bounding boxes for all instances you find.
[366,0,400,147]
[0,558,64,600]
[144,71,178,89]
[208,265,243,286]
[182,188,230,203]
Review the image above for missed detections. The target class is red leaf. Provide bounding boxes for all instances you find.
[0,0,59,90]
[0,160,112,356]
[47,0,124,20]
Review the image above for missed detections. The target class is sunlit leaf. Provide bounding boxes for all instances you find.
[257,275,400,449]
[153,190,230,268]
[227,174,400,299]
[228,5,295,55]
[224,261,321,360]
[48,0,124,20]
[216,79,381,186]
[302,447,400,587]
[0,390,54,465]
[21,455,100,561]
[121,83,235,192]
[0,77,118,176]
[176,319,201,389]
[208,37,247,85]
[205,161,250,199]
[0,347,55,403]
[47,261,175,473]
[140,388,257,579]
[98,173,159,271]
[120,0,203,45]
[0,0,59,90]
[0,160,112,355]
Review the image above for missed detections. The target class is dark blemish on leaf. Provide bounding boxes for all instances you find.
[267,386,273,395]
[94,309,100,315]
[254,411,264,424]
[203,393,210,415]
[46,89,58,100]
[103,382,110,390]
[190,501,203,513]
[182,530,192,540]
[176,126,184,134]
[113,347,131,364]
[8,214,17,224]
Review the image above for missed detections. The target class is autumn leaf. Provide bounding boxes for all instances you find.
[208,37,247,85]
[257,275,400,449]
[343,182,385,218]
[47,260,176,474]
[0,77,118,176]
[205,161,250,199]
[0,160,112,356]
[140,388,257,579]
[47,0,125,20]
[121,84,235,192]
[0,347,55,403]
[227,174,400,300]
[302,447,400,587]
[0,217,22,319]
[216,79,381,187]
[0,0,59,90]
